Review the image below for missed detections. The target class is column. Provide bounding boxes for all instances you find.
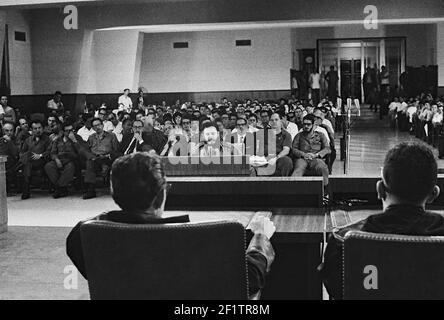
[437,23,444,90]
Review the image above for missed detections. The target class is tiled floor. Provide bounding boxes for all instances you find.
[0,226,89,299]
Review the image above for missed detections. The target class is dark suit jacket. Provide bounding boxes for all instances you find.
[142,129,168,155]
[66,210,275,295]
[118,133,153,156]
[319,204,444,299]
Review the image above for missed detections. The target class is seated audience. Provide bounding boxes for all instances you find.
[66,152,276,297]
[319,142,444,299]
[257,113,293,177]
[19,120,51,200]
[292,114,330,190]
[83,118,119,200]
[113,118,133,143]
[118,88,133,113]
[44,121,86,198]
[0,96,17,124]
[77,117,95,142]
[1,122,19,194]
[15,117,31,148]
[118,119,152,156]
[278,110,298,141]
[141,115,168,155]
[228,117,256,156]
[258,110,271,129]
[47,91,64,116]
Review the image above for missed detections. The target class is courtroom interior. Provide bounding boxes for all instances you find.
[1,0,444,301]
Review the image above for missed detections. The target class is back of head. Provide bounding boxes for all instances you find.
[111,153,167,211]
[383,142,437,202]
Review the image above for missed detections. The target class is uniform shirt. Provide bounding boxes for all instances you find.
[292,130,330,159]
[50,135,79,164]
[87,131,119,156]
[271,129,292,155]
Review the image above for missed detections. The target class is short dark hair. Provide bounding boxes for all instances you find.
[248,113,258,121]
[260,109,270,117]
[201,121,218,132]
[30,119,43,127]
[122,118,133,127]
[383,142,437,201]
[91,117,103,125]
[303,114,315,124]
[111,153,167,210]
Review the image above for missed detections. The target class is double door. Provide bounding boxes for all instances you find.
[340,59,361,100]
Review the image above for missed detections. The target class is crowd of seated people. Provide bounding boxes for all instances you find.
[0,89,342,199]
[387,92,444,153]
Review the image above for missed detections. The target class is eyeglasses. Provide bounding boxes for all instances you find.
[236,123,247,127]
[132,125,144,129]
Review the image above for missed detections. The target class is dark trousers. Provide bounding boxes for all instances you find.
[273,156,293,177]
[311,89,320,106]
[84,157,112,185]
[44,160,76,187]
[432,124,442,148]
[292,158,329,186]
[22,158,46,183]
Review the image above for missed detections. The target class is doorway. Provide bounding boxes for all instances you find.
[340,59,361,99]
[318,37,406,102]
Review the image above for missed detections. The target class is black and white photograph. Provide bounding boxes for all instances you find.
[0,0,444,306]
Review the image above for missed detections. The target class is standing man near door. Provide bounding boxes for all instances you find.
[325,66,338,102]
[309,68,321,107]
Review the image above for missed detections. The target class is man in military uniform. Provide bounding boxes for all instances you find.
[291,114,330,187]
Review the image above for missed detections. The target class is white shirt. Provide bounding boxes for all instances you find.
[432,112,443,124]
[310,73,321,89]
[47,99,63,111]
[77,126,95,142]
[322,119,334,134]
[231,126,259,134]
[406,106,417,122]
[399,102,408,113]
[389,102,400,112]
[113,122,123,142]
[0,105,4,115]
[315,126,330,145]
[118,95,133,112]
[285,122,299,141]
[103,120,115,133]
